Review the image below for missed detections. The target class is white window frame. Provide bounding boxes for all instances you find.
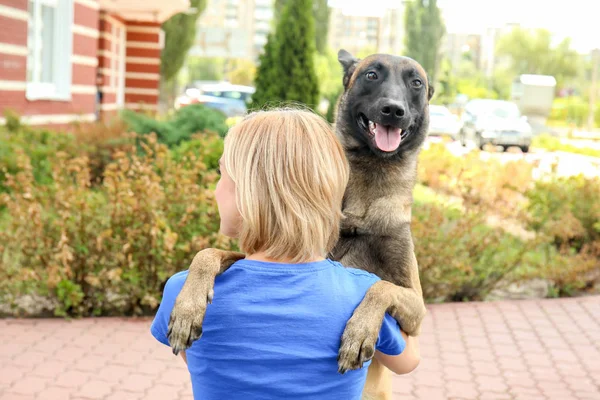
[26,0,73,101]
[110,20,126,107]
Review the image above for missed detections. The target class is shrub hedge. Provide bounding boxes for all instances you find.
[1,118,598,317]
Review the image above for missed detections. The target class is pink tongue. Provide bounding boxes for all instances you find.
[373,124,402,152]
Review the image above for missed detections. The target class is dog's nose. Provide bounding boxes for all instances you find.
[380,101,406,119]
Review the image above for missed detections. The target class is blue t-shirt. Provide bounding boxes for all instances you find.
[151,258,405,400]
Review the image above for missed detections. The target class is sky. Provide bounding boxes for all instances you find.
[328,0,599,53]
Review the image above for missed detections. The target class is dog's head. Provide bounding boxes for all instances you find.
[336,49,434,158]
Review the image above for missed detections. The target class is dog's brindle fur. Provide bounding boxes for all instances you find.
[167,50,431,399]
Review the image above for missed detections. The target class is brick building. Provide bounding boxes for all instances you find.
[0,0,188,128]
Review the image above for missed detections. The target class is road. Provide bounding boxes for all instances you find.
[424,137,600,179]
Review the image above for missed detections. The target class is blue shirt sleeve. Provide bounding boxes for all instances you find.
[150,271,189,347]
[375,313,406,356]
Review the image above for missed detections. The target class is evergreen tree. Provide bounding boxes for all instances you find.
[404,0,445,81]
[274,0,330,55]
[252,0,319,109]
[250,34,283,108]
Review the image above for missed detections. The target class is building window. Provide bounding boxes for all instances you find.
[26,0,73,101]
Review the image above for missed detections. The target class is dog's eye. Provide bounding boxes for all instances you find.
[366,71,378,81]
[412,79,423,88]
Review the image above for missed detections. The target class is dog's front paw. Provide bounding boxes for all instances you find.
[167,286,213,355]
[337,312,382,374]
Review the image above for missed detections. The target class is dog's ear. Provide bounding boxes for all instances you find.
[338,49,359,89]
[427,74,435,101]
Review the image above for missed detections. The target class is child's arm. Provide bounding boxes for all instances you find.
[375,330,420,374]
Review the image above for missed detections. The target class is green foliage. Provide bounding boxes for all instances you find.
[314,48,344,99]
[325,90,341,123]
[547,97,596,127]
[122,104,228,146]
[404,0,445,81]
[274,0,330,54]
[186,57,225,82]
[252,0,319,109]
[226,59,257,86]
[532,134,600,158]
[0,118,77,193]
[251,34,283,108]
[160,0,207,82]
[417,143,600,297]
[496,28,579,88]
[433,59,457,105]
[413,199,538,302]
[0,132,236,317]
[526,175,600,252]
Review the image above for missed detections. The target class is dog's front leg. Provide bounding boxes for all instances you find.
[337,280,426,373]
[167,248,245,354]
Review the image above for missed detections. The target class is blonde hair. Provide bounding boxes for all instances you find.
[223,108,349,263]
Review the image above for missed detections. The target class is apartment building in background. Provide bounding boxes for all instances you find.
[327,3,406,57]
[0,0,188,128]
[190,0,274,61]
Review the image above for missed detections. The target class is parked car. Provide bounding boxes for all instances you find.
[458,99,533,152]
[428,105,461,139]
[175,82,255,118]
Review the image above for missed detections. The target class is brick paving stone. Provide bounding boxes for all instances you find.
[478,392,513,400]
[36,386,73,399]
[475,375,509,393]
[119,373,153,393]
[2,394,36,400]
[444,381,479,399]
[471,361,501,376]
[0,365,30,386]
[444,367,473,382]
[8,377,50,396]
[76,380,114,399]
[95,365,134,384]
[144,384,186,400]
[54,370,92,388]
[414,386,447,399]
[104,391,143,400]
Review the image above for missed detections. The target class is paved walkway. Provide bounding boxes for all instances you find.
[1,296,599,400]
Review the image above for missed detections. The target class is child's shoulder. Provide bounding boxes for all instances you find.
[163,270,189,296]
[328,260,381,284]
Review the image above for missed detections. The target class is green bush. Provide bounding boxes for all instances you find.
[122,104,229,147]
[526,175,600,252]
[417,144,600,297]
[412,197,540,302]
[532,134,600,158]
[418,143,533,217]
[548,97,591,127]
[0,118,77,193]
[0,133,236,317]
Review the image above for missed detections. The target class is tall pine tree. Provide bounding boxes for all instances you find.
[404,0,445,81]
[274,0,330,55]
[250,34,283,108]
[252,0,319,109]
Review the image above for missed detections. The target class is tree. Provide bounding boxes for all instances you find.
[404,0,445,81]
[250,34,284,108]
[496,28,579,88]
[160,0,207,82]
[252,0,319,109]
[186,57,225,82]
[274,0,330,54]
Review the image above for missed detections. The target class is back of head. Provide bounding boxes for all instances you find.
[223,108,349,262]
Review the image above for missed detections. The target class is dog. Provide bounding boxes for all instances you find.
[167,49,433,399]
